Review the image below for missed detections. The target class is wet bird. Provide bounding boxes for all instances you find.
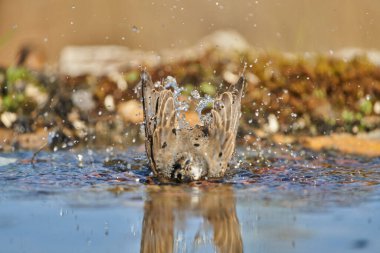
[141,71,245,182]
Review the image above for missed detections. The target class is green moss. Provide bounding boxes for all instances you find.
[342,110,354,123]
[124,70,139,83]
[359,99,372,115]
[6,67,33,85]
[181,84,194,96]
[313,88,326,99]
[199,82,216,96]
[2,94,25,112]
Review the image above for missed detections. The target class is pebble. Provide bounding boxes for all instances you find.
[117,100,143,124]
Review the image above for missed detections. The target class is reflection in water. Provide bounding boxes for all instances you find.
[140,185,243,253]
[1,150,380,252]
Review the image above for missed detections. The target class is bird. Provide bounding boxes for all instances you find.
[141,71,245,182]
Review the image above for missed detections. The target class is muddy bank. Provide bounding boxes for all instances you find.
[1,31,380,155]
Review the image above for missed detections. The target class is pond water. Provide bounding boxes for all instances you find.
[0,145,379,253]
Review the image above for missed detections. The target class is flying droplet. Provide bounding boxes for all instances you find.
[131,25,140,33]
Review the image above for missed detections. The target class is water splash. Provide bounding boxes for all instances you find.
[190,88,215,124]
[162,76,190,128]
[195,94,214,125]
[162,76,217,126]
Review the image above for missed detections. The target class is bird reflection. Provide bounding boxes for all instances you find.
[140,185,243,253]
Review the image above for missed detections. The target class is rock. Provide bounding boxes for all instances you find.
[358,129,380,140]
[104,94,115,111]
[223,71,239,84]
[309,99,336,121]
[18,129,48,150]
[336,47,380,66]
[59,30,249,77]
[361,116,380,128]
[246,72,260,85]
[272,134,296,145]
[197,30,249,52]
[117,100,143,124]
[108,71,127,91]
[374,101,380,114]
[71,89,96,112]
[265,114,279,133]
[59,46,160,77]
[301,133,380,157]
[25,84,48,107]
[1,112,17,128]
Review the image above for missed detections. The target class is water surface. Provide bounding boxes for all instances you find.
[0,145,379,253]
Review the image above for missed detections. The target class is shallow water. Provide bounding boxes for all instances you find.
[0,145,379,253]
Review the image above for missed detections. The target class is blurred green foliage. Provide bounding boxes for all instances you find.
[200,81,216,96]
[359,99,372,115]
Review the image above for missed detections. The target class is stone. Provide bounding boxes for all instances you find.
[117,100,143,124]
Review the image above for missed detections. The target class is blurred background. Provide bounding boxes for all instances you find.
[0,0,379,66]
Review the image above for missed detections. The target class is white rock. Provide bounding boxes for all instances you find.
[266,114,279,133]
[1,112,17,128]
[117,100,143,124]
[336,47,380,66]
[25,84,48,107]
[108,71,127,91]
[223,71,239,84]
[374,101,380,114]
[104,95,115,111]
[71,89,95,112]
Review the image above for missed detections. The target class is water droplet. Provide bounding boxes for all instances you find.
[191,90,201,100]
[104,222,109,236]
[131,25,140,33]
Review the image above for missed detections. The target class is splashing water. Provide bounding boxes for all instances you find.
[163,76,189,114]
[190,89,201,100]
[194,94,214,125]
[161,76,190,128]
[161,76,216,127]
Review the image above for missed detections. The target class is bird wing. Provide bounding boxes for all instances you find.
[204,75,245,177]
[141,71,178,176]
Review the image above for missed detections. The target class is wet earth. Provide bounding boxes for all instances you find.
[0,144,379,253]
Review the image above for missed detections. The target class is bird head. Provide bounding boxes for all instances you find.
[171,154,208,182]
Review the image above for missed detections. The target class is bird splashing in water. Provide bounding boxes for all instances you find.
[141,71,245,182]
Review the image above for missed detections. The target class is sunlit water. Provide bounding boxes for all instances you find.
[0,145,379,253]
